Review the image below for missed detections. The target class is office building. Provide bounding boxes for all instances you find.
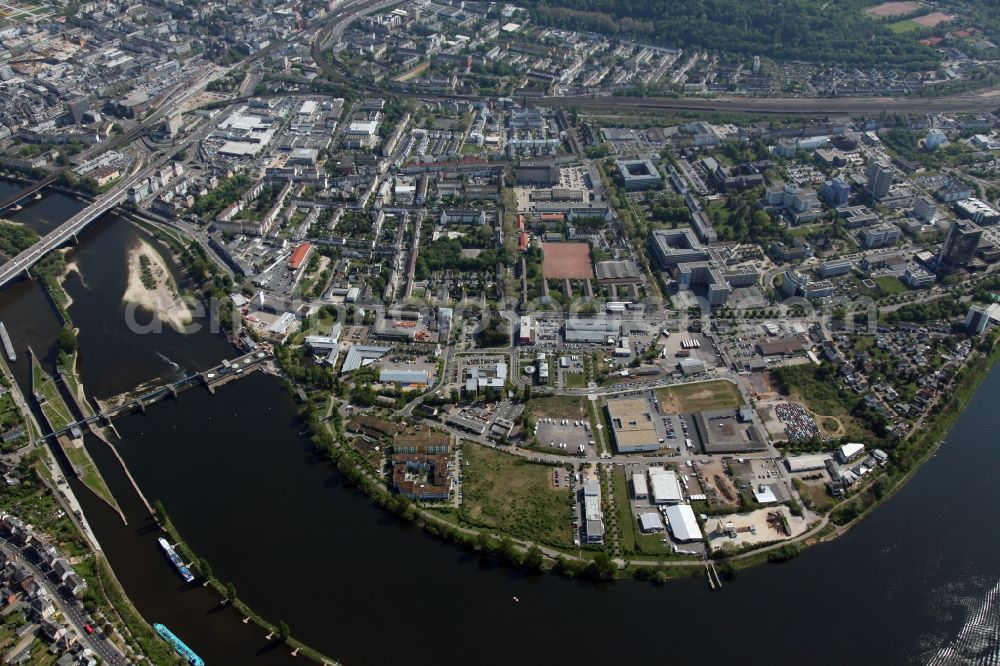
[954,198,1000,226]
[938,220,983,271]
[650,229,709,268]
[819,177,850,207]
[615,158,662,191]
[819,259,853,278]
[925,129,947,151]
[966,303,1000,335]
[762,182,818,224]
[912,196,936,223]
[865,159,894,199]
[861,223,902,249]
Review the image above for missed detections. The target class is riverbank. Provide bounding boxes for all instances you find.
[122,238,193,331]
[821,329,1000,535]
[280,325,1000,585]
[152,502,343,666]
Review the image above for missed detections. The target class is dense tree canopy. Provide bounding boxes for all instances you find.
[522,0,940,70]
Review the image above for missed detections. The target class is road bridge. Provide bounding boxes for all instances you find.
[0,178,135,289]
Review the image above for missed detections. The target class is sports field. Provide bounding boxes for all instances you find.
[541,241,592,279]
[865,1,921,18]
[912,12,955,27]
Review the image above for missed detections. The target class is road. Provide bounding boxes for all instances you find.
[0,537,129,665]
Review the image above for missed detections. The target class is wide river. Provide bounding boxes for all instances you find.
[1,182,997,666]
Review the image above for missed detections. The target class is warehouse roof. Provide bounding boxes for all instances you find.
[649,468,682,504]
[665,504,702,542]
[638,512,663,532]
[783,454,831,472]
[340,345,390,373]
[380,369,430,385]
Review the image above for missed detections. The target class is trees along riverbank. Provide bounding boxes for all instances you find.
[277,317,1000,586]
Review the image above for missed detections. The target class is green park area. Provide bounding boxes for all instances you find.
[459,442,572,547]
[656,379,743,413]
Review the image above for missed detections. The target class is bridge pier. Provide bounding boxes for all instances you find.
[136,398,145,413]
[70,233,79,245]
[22,268,31,280]
[168,385,178,399]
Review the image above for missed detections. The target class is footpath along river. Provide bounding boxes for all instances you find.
[1,185,999,665]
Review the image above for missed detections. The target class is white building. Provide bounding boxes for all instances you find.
[664,504,702,542]
[649,468,682,504]
[838,442,866,464]
[631,472,649,499]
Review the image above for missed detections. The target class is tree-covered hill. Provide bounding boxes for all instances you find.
[521,0,941,70]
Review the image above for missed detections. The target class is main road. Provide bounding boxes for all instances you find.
[0,536,129,665]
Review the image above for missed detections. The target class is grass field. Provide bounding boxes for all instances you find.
[459,443,572,547]
[875,275,908,294]
[793,478,836,514]
[31,357,73,432]
[526,395,590,422]
[657,380,743,413]
[854,335,876,351]
[565,371,588,388]
[888,19,921,32]
[63,443,118,510]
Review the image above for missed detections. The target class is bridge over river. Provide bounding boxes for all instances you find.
[41,349,271,441]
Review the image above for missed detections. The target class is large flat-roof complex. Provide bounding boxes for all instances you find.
[693,408,767,454]
[648,468,683,504]
[583,479,605,544]
[564,318,620,344]
[606,398,660,453]
[650,229,710,268]
[616,158,662,191]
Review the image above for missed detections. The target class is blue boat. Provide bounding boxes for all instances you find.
[154,623,205,666]
[158,537,195,583]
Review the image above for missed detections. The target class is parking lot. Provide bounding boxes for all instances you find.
[774,401,821,441]
[534,417,593,455]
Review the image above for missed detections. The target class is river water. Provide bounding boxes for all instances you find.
[1,186,998,665]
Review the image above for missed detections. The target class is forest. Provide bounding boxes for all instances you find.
[520,0,941,70]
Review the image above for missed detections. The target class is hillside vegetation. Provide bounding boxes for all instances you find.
[522,0,940,70]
